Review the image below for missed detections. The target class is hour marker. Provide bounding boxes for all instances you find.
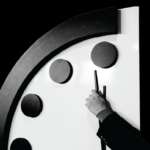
[21,94,43,117]
[10,138,32,150]
[49,59,73,84]
[91,41,118,68]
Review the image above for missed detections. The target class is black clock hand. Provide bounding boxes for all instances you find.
[101,86,106,150]
[94,70,106,150]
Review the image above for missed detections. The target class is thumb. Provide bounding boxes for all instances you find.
[97,90,104,98]
[91,89,101,97]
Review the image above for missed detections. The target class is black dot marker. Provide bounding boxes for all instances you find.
[21,94,43,117]
[10,138,32,150]
[49,59,73,84]
[91,41,118,68]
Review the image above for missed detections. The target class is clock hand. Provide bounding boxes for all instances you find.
[94,70,99,92]
[94,70,106,150]
[101,85,106,150]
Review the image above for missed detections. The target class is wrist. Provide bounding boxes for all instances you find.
[96,109,112,122]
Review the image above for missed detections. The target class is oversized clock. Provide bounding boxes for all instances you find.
[0,7,139,150]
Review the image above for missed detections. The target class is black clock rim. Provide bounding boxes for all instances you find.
[0,7,118,149]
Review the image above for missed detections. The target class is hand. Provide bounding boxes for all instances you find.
[85,89,107,116]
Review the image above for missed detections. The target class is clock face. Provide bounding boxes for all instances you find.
[0,7,139,150]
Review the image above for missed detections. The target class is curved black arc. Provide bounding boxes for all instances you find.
[0,7,118,149]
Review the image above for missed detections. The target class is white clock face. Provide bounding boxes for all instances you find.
[7,7,139,150]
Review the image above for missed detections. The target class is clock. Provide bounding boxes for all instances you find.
[0,7,139,150]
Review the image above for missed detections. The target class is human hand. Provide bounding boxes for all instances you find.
[85,89,107,116]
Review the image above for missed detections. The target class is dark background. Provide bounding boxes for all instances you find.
[1,4,149,145]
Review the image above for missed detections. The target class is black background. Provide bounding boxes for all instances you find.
[1,4,149,146]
